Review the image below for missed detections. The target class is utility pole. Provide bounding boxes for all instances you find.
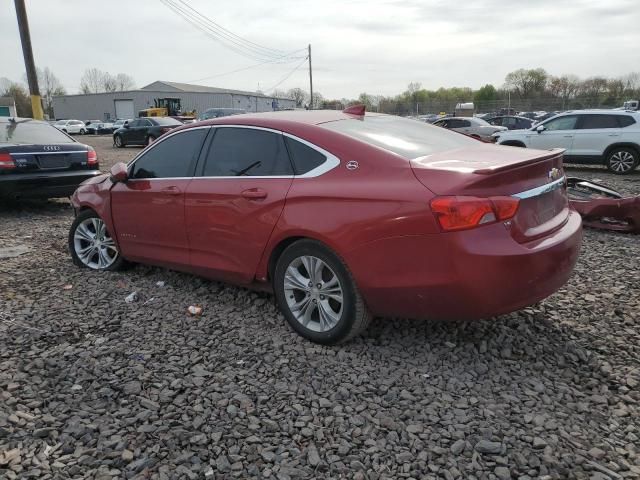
[308,44,313,110]
[14,0,43,119]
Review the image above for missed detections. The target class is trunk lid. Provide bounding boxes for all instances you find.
[0,144,91,175]
[411,145,568,243]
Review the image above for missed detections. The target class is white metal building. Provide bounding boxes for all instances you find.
[51,81,296,121]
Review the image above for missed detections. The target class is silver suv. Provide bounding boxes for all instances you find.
[493,110,640,174]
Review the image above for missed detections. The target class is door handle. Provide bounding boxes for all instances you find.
[241,188,268,200]
[608,133,620,136]
[563,135,573,138]
[160,186,181,195]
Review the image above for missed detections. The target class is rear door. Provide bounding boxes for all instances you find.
[572,114,620,157]
[528,115,577,152]
[121,119,139,143]
[110,127,209,267]
[185,126,294,284]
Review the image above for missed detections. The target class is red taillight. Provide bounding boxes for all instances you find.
[87,148,98,166]
[430,195,520,231]
[0,152,16,170]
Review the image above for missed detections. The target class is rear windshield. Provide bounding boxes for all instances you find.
[152,117,183,126]
[1,120,75,144]
[320,115,477,158]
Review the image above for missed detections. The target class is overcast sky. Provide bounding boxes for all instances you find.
[2,0,639,98]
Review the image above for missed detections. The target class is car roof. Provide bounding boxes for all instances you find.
[561,109,639,115]
[199,110,389,128]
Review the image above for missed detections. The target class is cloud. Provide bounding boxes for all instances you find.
[0,0,638,98]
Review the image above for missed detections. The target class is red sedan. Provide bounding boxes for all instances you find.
[69,108,582,344]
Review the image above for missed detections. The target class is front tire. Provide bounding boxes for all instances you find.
[606,147,639,174]
[273,239,371,345]
[114,134,125,148]
[69,210,124,271]
[79,128,86,135]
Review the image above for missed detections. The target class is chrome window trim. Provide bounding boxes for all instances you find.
[512,176,566,199]
[126,124,340,180]
[10,150,86,155]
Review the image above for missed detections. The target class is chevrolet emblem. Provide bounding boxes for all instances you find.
[548,168,561,181]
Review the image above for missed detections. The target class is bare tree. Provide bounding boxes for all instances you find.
[272,88,288,99]
[80,68,105,94]
[287,87,308,108]
[34,67,66,117]
[114,73,135,91]
[504,68,548,98]
[548,75,580,108]
[102,73,117,92]
[311,92,324,109]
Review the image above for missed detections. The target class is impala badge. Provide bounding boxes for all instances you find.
[548,167,561,181]
[346,160,359,170]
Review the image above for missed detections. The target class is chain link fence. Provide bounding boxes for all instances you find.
[371,96,632,116]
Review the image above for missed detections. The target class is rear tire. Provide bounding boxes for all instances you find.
[146,135,156,146]
[69,210,125,271]
[273,239,371,345]
[606,147,639,174]
[501,141,526,147]
[114,134,125,148]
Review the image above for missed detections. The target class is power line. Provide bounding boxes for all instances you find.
[160,0,305,63]
[187,58,292,83]
[263,56,309,93]
[174,0,290,59]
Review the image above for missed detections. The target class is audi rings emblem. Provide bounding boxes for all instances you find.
[43,145,61,151]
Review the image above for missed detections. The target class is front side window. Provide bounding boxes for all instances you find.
[140,119,153,127]
[202,127,293,177]
[579,114,619,129]
[543,115,578,131]
[130,128,208,179]
[129,120,140,128]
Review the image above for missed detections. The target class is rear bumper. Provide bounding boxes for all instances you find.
[0,170,103,198]
[344,210,583,320]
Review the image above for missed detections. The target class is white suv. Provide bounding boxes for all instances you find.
[53,119,86,135]
[493,110,640,174]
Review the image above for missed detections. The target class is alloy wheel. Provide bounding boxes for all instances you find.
[73,217,119,269]
[609,150,636,173]
[114,135,122,147]
[284,255,344,332]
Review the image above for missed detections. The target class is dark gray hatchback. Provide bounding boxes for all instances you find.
[0,117,101,199]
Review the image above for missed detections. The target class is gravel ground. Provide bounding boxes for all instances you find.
[1,137,639,479]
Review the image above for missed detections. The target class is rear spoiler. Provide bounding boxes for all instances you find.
[473,149,565,175]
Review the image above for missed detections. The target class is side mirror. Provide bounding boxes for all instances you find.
[536,124,545,133]
[110,162,128,183]
[124,123,130,128]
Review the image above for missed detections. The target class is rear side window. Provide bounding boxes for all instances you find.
[618,116,636,127]
[579,114,619,129]
[131,128,208,179]
[284,137,326,174]
[321,115,477,159]
[202,127,293,177]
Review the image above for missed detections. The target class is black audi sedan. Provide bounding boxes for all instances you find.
[112,117,182,147]
[0,117,101,199]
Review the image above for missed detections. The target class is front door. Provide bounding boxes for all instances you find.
[528,115,578,152]
[110,127,209,268]
[185,126,294,284]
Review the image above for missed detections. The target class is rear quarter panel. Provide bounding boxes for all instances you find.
[255,134,439,281]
